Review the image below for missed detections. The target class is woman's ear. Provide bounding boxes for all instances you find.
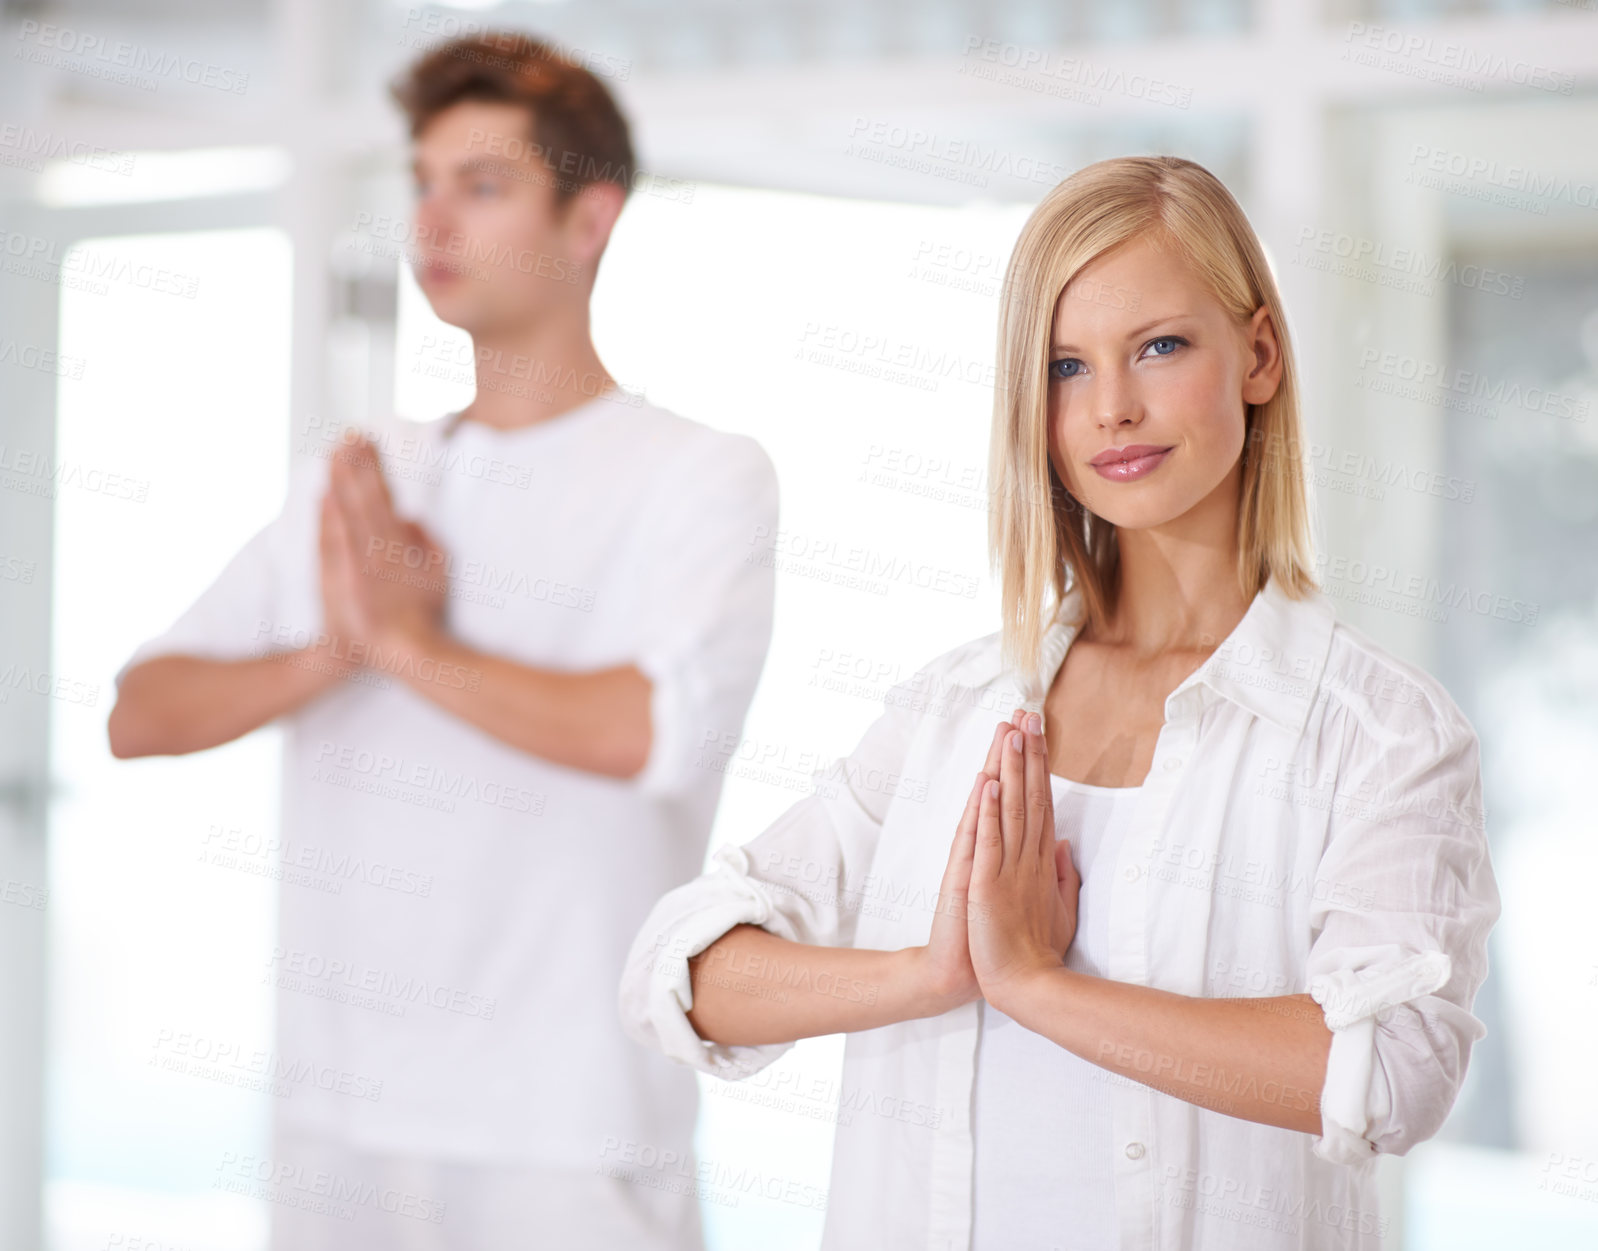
[1241,304,1283,407]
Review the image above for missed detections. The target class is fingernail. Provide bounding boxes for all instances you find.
[1009,730,1022,753]
[1027,713,1042,736]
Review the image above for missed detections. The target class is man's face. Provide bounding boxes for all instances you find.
[407,99,588,336]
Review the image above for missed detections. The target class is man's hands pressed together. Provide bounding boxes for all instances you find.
[305,425,654,778]
[320,429,449,662]
[104,426,452,760]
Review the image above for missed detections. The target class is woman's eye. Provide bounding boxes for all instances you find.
[1049,336,1185,380]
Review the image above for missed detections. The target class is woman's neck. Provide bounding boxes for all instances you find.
[1088,544,1250,659]
[1085,467,1252,656]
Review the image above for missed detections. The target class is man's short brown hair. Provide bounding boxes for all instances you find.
[388,31,636,205]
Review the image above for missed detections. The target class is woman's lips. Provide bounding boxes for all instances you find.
[1090,447,1172,482]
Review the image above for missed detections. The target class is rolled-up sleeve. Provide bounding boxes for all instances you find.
[619,663,926,1078]
[629,435,779,801]
[1304,701,1501,1165]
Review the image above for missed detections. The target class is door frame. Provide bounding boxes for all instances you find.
[0,186,277,1250]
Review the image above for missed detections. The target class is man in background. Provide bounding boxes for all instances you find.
[108,30,776,1251]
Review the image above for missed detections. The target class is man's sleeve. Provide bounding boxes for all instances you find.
[113,455,325,691]
[628,433,779,800]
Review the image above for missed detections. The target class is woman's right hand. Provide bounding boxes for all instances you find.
[910,715,1016,1015]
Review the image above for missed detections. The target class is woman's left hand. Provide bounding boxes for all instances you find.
[966,709,1080,1010]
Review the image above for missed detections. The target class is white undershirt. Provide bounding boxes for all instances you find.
[971,774,1144,1251]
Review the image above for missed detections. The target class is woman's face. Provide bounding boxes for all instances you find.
[1045,234,1281,533]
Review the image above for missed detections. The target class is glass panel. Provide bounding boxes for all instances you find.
[1411,249,1598,1248]
[48,227,291,1251]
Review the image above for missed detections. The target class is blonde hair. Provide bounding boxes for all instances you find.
[986,155,1319,677]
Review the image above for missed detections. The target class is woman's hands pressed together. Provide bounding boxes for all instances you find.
[904,710,1333,1136]
[913,708,1081,1017]
[967,710,1080,1011]
[913,719,1010,1013]
[703,698,1331,1134]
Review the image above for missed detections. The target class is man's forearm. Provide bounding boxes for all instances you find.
[685,924,941,1047]
[108,643,350,758]
[375,622,652,778]
[995,970,1333,1135]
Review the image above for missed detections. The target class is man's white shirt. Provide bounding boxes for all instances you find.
[116,389,779,1174]
[620,571,1501,1251]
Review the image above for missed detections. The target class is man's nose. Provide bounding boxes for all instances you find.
[412,201,458,255]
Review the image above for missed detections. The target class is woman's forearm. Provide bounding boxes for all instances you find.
[685,924,951,1047]
[997,969,1333,1135]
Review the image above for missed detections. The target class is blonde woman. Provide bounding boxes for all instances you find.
[619,156,1499,1250]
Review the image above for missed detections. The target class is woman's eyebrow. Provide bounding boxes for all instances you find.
[1051,314,1193,354]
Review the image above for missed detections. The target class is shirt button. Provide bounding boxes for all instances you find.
[1164,757,1183,772]
[1123,865,1141,882]
[1125,1142,1146,1160]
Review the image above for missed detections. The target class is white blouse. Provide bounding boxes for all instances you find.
[972,777,1143,1251]
[619,571,1501,1251]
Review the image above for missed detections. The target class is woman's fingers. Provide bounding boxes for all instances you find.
[981,717,1012,778]
[959,722,1010,857]
[1054,838,1079,893]
[998,721,1027,870]
[949,739,1003,873]
[973,769,1003,883]
[951,769,983,853]
[1023,712,1052,863]
[969,715,1019,880]
[942,770,984,907]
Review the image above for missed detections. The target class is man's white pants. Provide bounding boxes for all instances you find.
[266,1121,705,1251]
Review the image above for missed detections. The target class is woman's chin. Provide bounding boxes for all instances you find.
[1087,500,1185,532]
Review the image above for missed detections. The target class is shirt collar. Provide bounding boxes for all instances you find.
[1016,570,1337,739]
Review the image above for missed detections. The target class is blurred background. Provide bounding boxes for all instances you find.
[2,0,1596,1247]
